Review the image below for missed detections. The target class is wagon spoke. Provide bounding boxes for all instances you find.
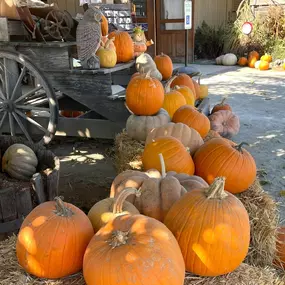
[3,58,10,98]
[11,66,27,101]
[0,87,5,100]
[15,109,47,133]
[14,86,43,104]
[0,111,7,130]
[8,113,15,136]
[16,104,50,112]
[12,111,33,142]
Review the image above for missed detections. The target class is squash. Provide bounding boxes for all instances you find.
[126,72,164,116]
[83,214,185,285]
[88,187,140,233]
[260,53,272,63]
[126,108,170,141]
[259,60,270,71]
[142,136,195,175]
[164,177,250,276]
[193,138,257,194]
[238,57,248,66]
[16,197,94,279]
[174,85,195,106]
[203,130,222,143]
[169,74,196,98]
[211,97,232,114]
[154,52,173,80]
[108,31,134,63]
[222,53,238,66]
[2,144,38,181]
[172,105,210,139]
[96,39,117,68]
[216,55,224,65]
[209,110,240,139]
[101,14,108,36]
[145,122,204,155]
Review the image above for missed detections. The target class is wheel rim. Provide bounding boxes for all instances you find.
[0,50,58,145]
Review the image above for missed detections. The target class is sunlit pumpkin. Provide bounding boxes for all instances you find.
[193,138,257,194]
[248,56,257,68]
[260,53,272,63]
[192,79,201,99]
[173,85,195,106]
[199,84,209,99]
[259,60,270,71]
[169,74,196,98]
[154,52,173,80]
[248,50,260,60]
[238,57,248,66]
[164,177,250,276]
[16,197,94,279]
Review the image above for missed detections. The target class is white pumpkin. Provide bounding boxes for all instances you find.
[126,108,170,141]
[255,60,261,69]
[216,55,224,65]
[222,53,238,66]
[2,144,38,181]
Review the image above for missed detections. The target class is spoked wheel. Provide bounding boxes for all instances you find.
[0,50,58,145]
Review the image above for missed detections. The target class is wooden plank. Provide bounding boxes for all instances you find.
[0,188,17,222]
[0,218,24,233]
[0,41,76,48]
[0,17,9,41]
[15,187,33,217]
[196,97,210,116]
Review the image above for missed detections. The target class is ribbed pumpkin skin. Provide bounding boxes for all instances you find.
[101,14,108,36]
[172,105,210,139]
[174,85,195,106]
[164,179,250,276]
[83,214,185,285]
[16,200,94,279]
[211,99,232,114]
[193,138,257,193]
[170,74,196,98]
[154,53,173,80]
[142,136,195,175]
[126,75,164,116]
[192,80,201,99]
[162,90,187,119]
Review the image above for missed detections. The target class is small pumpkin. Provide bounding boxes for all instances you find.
[126,108,170,141]
[133,42,147,57]
[169,74,196,98]
[88,187,140,233]
[209,110,240,139]
[108,31,134,63]
[164,177,250,276]
[172,105,210,139]
[2,144,38,181]
[216,55,224,65]
[145,122,204,155]
[60,110,84,117]
[126,72,164,116]
[101,14,108,36]
[259,60,270,71]
[248,56,257,68]
[17,197,94,278]
[249,50,260,60]
[97,39,117,68]
[83,214,185,285]
[222,53,238,66]
[211,97,232,114]
[260,53,272,63]
[174,85,195,106]
[193,138,257,194]
[238,57,248,66]
[154,52,173,80]
[142,136,195,175]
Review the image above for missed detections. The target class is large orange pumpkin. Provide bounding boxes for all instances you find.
[101,14,108,36]
[16,197,94,279]
[154,53,173,80]
[193,138,257,193]
[126,73,164,116]
[170,74,196,98]
[164,177,250,276]
[142,136,195,175]
[172,105,210,138]
[249,50,260,60]
[162,90,187,119]
[238,57,248,66]
[248,56,257,68]
[259,60,269,71]
[108,31,134,63]
[83,214,185,285]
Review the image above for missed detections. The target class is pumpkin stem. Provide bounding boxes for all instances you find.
[112,187,141,214]
[220,97,227,105]
[165,75,177,93]
[54,196,74,217]
[234,142,249,153]
[158,153,167,178]
[109,230,129,248]
[206,177,228,199]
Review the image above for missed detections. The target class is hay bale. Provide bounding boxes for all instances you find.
[113,130,144,173]
[238,179,280,268]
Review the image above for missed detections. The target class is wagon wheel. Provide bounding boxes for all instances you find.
[44,10,73,40]
[0,50,58,145]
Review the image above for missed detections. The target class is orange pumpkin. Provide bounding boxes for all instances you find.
[101,14,108,36]
[238,57,248,66]
[193,138,257,194]
[131,72,140,79]
[192,79,201,99]
[133,42,147,57]
[16,197,94,279]
[126,72,164,116]
[174,85,195,106]
[83,214,185,285]
[60,110,84,118]
[108,31,134,63]
[248,56,257,68]
[259,60,270,71]
[260,53,272,63]
[172,105,210,138]
[164,177,250,276]
[154,53,173,80]
[163,90,187,119]
[211,98,232,114]
[142,136,195,175]
[249,50,260,60]
[274,227,285,269]
[169,74,196,98]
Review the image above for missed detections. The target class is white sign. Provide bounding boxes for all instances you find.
[184,0,192,30]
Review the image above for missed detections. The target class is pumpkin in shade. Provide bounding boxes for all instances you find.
[133,42,147,57]
[142,136,195,175]
[169,74,196,98]
[249,50,260,60]
[260,53,272,63]
[248,56,257,68]
[101,14,108,36]
[131,72,140,79]
[154,52,173,80]
[209,110,240,139]
[193,138,257,193]
[126,108,170,141]
[96,39,117,68]
[88,187,140,233]
[83,214,185,285]
[216,55,224,65]
[145,122,204,155]
[172,105,210,139]
[16,197,94,279]
[211,97,232,114]
[108,31,134,63]
[274,227,285,269]
[238,57,248,66]
[174,85,195,106]
[164,177,250,276]
[2,144,38,181]
[126,72,164,116]
[259,60,270,70]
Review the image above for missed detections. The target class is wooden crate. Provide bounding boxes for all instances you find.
[0,17,28,42]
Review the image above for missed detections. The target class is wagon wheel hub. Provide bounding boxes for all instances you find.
[2,100,14,112]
